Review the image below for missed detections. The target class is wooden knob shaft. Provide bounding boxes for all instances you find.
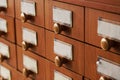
[55,56,68,67]
[22,41,31,51]
[101,38,112,50]
[53,23,62,34]
[23,68,33,77]
[0,54,7,62]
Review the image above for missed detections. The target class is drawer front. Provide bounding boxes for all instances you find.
[85,8,120,53]
[46,60,83,80]
[0,0,14,17]
[85,44,120,80]
[16,19,45,57]
[0,15,15,43]
[15,0,44,27]
[0,38,16,68]
[17,46,46,80]
[45,0,84,41]
[46,30,84,75]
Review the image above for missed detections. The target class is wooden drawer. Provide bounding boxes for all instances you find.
[17,46,46,80]
[45,0,84,41]
[15,0,44,27]
[46,30,84,75]
[0,38,17,68]
[16,19,45,57]
[46,60,83,80]
[0,0,14,17]
[85,8,120,54]
[85,44,120,80]
[0,15,15,43]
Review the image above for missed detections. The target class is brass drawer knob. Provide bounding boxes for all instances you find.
[0,54,7,62]
[99,76,112,80]
[55,56,68,67]
[22,41,32,51]
[21,13,28,22]
[101,38,112,50]
[23,68,33,77]
[53,23,62,34]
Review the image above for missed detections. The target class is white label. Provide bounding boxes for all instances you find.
[0,65,11,80]
[22,27,37,45]
[53,7,72,27]
[97,57,120,80]
[0,18,7,33]
[23,54,38,73]
[0,42,9,58]
[54,39,73,60]
[21,1,36,16]
[54,70,72,80]
[0,0,7,8]
[98,19,120,42]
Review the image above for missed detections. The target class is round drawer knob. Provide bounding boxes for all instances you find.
[53,23,62,34]
[21,13,28,22]
[23,68,33,77]
[0,54,7,62]
[55,56,68,67]
[99,76,111,80]
[101,38,111,50]
[22,41,32,51]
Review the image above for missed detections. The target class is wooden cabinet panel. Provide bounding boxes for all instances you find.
[0,38,17,68]
[45,0,84,41]
[17,46,46,80]
[15,0,44,27]
[46,30,84,75]
[0,15,15,43]
[85,44,120,80]
[46,60,83,80]
[16,19,45,57]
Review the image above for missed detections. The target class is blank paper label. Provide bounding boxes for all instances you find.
[98,19,120,42]
[53,7,72,27]
[0,18,7,33]
[0,65,11,80]
[54,39,73,60]
[0,0,7,8]
[97,57,120,80]
[0,42,9,58]
[23,54,38,73]
[54,70,72,80]
[23,27,37,45]
[21,1,36,16]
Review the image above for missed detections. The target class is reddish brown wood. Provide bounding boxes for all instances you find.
[46,60,83,80]
[17,46,46,80]
[85,44,120,80]
[15,0,45,27]
[16,19,45,57]
[45,0,84,41]
[0,15,15,43]
[46,30,84,75]
[0,38,17,68]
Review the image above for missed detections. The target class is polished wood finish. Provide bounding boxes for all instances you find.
[45,0,84,41]
[17,46,46,80]
[46,60,83,80]
[16,19,45,57]
[0,15,15,43]
[85,8,120,54]
[46,30,84,75]
[0,38,17,68]
[85,44,120,80]
[15,0,44,27]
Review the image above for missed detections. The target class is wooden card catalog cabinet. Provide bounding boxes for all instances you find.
[0,65,11,80]
[21,1,36,22]
[22,27,37,51]
[98,18,120,50]
[0,0,7,12]
[54,70,72,80]
[96,57,120,80]
[54,39,73,67]
[0,42,9,62]
[53,7,73,34]
[23,54,38,78]
[0,18,7,36]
